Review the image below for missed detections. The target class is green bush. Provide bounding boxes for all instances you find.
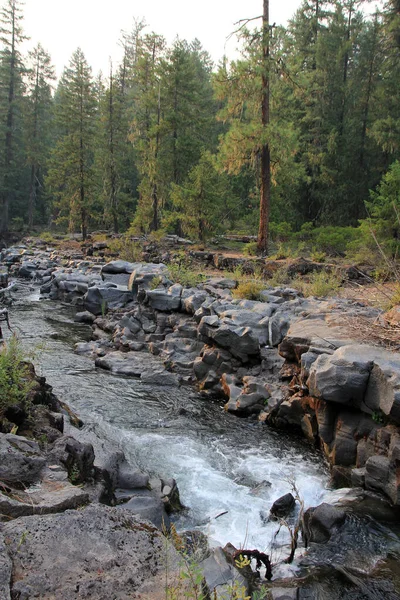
[270,221,293,242]
[108,237,142,262]
[295,224,358,256]
[167,264,205,288]
[232,280,265,300]
[0,337,35,421]
[295,270,342,298]
[243,241,258,256]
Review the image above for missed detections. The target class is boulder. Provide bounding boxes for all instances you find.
[47,436,95,484]
[0,532,11,600]
[0,475,89,520]
[309,344,400,423]
[74,310,96,324]
[83,285,133,315]
[117,492,170,530]
[145,288,182,312]
[101,260,139,274]
[307,348,373,409]
[2,504,173,599]
[270,492,296,519]
[200,546,249,599]
[18,261,37,278]
[0,434,45,485]
[128,263,169,298]
[303,503,346,544]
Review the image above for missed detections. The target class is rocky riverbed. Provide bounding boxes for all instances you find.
[1,238,400,599]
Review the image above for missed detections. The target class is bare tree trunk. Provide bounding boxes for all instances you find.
[257,0,271,255]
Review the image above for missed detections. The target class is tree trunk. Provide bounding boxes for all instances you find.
[257,0,271,256]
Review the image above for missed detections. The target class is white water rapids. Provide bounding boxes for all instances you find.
[11,289,331,560]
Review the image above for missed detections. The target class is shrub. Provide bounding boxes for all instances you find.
[243,241,258,256]
[0,337,35,422]
[270,221,293,242]
[167,264,205,288]
[295,270,342,298]
[311,249,326,263]
[108,237,142,263]
[232,280,265,300]
[295,224,358,256]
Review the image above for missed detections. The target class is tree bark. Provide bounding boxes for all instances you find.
[257,0,271,255]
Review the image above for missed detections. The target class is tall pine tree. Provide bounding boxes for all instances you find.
[46,48,96,239]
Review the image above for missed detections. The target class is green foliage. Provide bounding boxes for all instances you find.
[167,263,205,288]
[365,160,400,257]
[243,241,258,256]
[46,48,97,239]
[295,224,359,256]
[310,249,326,263]
[0,336,34,421]
[169,150,238,241]
[107,237,142,263]
[295,270,342,298]
[372,410,384,424]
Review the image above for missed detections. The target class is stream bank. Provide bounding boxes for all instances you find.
[0,239,400,598]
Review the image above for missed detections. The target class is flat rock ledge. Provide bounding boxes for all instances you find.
[1,504,174,600]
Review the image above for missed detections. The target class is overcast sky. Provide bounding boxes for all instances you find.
[22,0,303,78]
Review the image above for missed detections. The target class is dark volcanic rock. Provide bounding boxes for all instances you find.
[2,504,173,600]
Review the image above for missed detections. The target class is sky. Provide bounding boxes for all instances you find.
[22,0,303,78]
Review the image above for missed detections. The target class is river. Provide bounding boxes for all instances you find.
[10,284,330,563]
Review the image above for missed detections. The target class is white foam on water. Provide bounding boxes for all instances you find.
[113,427,330,551]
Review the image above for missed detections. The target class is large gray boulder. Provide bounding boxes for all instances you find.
[83,285,133,315]
[101,260,141,286]
[2,504,174,600]
[128,263,169,298]
[308,345,400,422]
[303,503,346,544]
[146,288,182,312]
[308,349,373,409]
[102,260,140,274]
[0,434,45,484]
[200,546,249,599]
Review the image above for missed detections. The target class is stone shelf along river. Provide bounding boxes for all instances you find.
[9,285,331,562]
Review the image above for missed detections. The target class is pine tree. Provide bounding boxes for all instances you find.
[46,48,96,239]
[0,0,26,233]
[24,43,55,227]
[214,18,302,247]
[129,31,166,232]
[95,61,136,233]
[170,150,238,240]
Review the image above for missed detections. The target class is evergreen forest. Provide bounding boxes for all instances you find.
[0,0,399,259]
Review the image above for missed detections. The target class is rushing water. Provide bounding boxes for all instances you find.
[9,284,330,558]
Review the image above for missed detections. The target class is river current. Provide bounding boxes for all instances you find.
[9,285,330,562]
